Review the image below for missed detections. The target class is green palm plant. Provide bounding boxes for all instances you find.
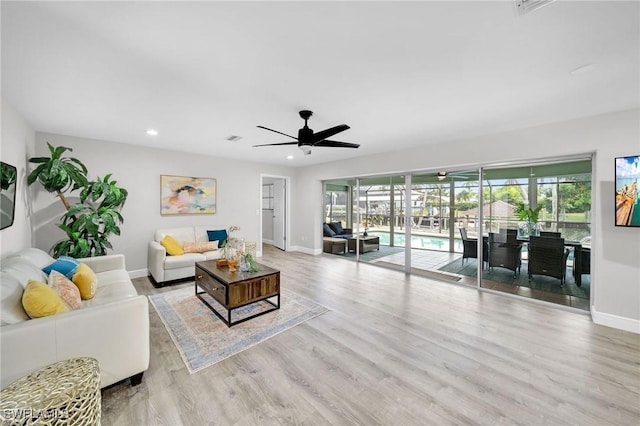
[514,202,542,223]
[54,175,128,257]
[27,143,88,210]
[515,202,542,236]
[28,143,127,257]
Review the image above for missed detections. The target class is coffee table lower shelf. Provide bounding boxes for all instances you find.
[195,262,280,327]
[195,290,280,327]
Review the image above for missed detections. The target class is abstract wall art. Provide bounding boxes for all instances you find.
[160,175,217,215]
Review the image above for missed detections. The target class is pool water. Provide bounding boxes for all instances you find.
[370,232,464,252]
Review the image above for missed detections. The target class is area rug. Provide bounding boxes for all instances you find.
[149,286,329,373]
[340,244,404,262]
[438,257,590,299]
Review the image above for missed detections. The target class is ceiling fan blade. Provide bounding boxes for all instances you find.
[252,142,299,147]
[256,126,298,140]
[309,124,350,143]
[314,140,360,149]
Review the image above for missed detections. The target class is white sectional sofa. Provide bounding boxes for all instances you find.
[0,248,150,389]
[148,226,224,286]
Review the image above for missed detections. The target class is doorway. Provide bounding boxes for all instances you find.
[261,175,289,252]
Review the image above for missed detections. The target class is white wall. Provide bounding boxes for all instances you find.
[32,133,295,274]
[0,99,34,257]
[292,109,640,332]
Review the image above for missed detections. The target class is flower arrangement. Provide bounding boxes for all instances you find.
[220,225,240,259]
[228,225,240,236]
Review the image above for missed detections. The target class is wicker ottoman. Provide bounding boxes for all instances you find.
[323,237,347,254]
[0,357,101,425]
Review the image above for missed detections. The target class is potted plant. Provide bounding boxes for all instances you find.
[514,202,542,237]
[28,143,128,257]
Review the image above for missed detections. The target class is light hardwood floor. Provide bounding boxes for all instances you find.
[101,245,640,425]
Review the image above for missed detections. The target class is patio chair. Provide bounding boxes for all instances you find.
[528,236,570,285]
[540,231,561,238]
[460,228,488,267]
[488,229,523,277]
[573,246,590,284]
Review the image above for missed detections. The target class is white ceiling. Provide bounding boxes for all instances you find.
[2,1,639,167]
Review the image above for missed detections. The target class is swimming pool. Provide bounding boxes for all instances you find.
[369,232,464,252]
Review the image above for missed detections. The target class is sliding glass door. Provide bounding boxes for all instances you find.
[353,176,406,269]
[407,171,479,277]
[322,157,592,311]
[480,158,592,310]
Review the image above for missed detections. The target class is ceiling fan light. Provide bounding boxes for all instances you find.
[300,145,312,155]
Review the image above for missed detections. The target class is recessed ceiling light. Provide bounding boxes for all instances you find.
[287,155,294,160]
[146,129,158,136]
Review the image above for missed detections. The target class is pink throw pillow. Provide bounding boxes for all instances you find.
[48,270,82,310]
[183,241,219,253]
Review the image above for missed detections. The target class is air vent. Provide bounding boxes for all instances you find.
[515,0,556,16]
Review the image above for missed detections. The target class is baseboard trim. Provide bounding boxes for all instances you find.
[290,245,321,255]
[591,306,640,334]
[129,268,149,279]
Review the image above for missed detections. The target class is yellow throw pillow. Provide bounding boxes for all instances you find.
[22,280,70,318]
[72,263,97,300]
[183,241,218,253]
[160,235,184,256]
[48,270,82,310]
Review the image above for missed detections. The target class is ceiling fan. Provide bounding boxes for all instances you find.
[253,110,359,155]
[437,171,477,181]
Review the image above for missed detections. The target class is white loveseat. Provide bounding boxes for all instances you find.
[0,248,150,389]
[148,226,225,285]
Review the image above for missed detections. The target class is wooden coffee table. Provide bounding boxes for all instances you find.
[195,260,280,327]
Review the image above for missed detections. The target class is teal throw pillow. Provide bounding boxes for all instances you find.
[42,256,80,279]
[207,229,228,247]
